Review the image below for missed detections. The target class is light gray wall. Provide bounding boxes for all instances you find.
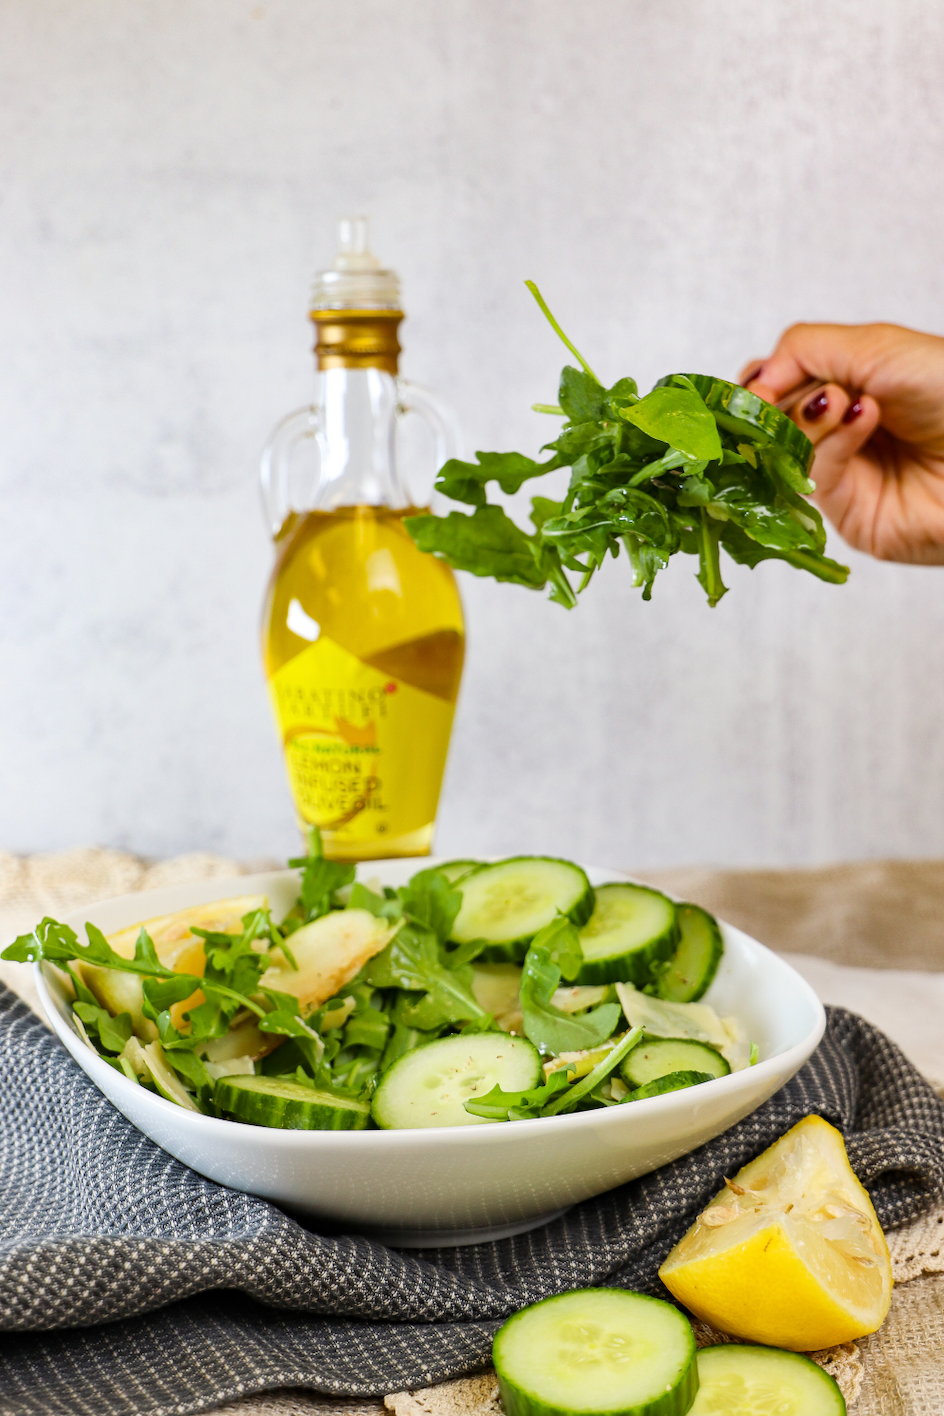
[3,0,944,870]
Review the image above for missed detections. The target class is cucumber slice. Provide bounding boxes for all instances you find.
[436,859,481,884]
[626,1069,714,1101]
[371,1032,541,1128]
[659,373,815,476]
[657,904,723,1003]
[214,1074,371,1130]
[689,1345,846,1414]
[621,1037,729,1088]
[451,857,593,962]
[493,1288,697,1416]
[576,884,678,986]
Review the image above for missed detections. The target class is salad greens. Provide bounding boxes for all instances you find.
[519,920,622,1056]
[6,836,755,1129]
[405,283,848,607]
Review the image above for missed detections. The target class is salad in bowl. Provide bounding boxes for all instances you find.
[16,840,824,1243]
[8,835,755,1131]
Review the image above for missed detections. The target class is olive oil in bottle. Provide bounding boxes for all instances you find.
[260,219,464,860]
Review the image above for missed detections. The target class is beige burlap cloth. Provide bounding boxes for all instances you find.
[4,849,944,1415]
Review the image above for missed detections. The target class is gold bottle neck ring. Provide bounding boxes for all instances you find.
[310,309,403,374]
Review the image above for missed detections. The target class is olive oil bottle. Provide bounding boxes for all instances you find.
[260,219,464,860]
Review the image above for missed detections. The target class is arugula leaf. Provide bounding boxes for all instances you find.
[348,881,403,922]
[696,508,728,607]
[141,973,202,1024]
[530,916,583,982]
[436,451,558,507]
[365,923,486,1029]
[73,1001,133,1054]
[719,522,849,583]
[4,918,164,975]
[405,506,547,589]
[603,376,639,417]
[530,496,563,533]
[621,387,723,463]
[520,944,621,1057]
[342,1005,390,1052]
[288,826,356,921]
[398,870,462,941]
[257,987,324,1043]
[463,1066,575,1121]
[559,366,605,423]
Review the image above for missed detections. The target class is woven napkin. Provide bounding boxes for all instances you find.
[0,988,941,1416]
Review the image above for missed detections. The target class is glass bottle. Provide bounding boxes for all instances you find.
[260,218,464,861]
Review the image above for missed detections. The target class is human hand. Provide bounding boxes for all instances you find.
[741,324,944,563]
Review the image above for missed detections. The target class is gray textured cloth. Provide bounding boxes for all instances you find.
[0,988,943,1416]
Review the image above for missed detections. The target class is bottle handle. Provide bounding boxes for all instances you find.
[259,404,322,538]
[396,379,460,505]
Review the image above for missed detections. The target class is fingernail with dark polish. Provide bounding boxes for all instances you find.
[843,399,864,424]
[803,391,829,421]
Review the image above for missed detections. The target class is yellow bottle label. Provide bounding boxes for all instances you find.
[268,635,455,852]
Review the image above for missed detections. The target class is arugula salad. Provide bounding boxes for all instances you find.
[405,284,848,607]
[6,837,756,1130]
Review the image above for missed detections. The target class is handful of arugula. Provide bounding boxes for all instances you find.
[405,284,848,606]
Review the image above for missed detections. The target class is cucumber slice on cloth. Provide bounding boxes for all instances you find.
[451,857,593,962]
[689,1345,845,1414]
[657,904,723,1003]
[372,1032,542,1128]
[626,1070,714,1101]
[214,1075,370,1130]
[493,1288,698,1416]
[576,884,678,986]
[621,1037,729,1088]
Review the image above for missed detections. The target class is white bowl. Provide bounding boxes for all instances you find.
[37,862,825,1247]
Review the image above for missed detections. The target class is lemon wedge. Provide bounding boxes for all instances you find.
[659,1114,892,1350]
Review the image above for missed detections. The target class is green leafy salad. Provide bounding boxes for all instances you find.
[6,837,757,1131]
[404,284,848,607]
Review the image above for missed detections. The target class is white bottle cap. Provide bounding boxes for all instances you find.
[310,217,401,311]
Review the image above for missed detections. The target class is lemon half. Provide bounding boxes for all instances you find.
[659,1114,892,1350]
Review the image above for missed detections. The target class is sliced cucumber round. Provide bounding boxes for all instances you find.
[627,1070,714,1101]
[493,1288,698,1416]
[450,857,593,962]
[621,1037,729,1088]
[659,373,814,473]
[689,1345,846,1414]
[657,903,723,1003]
[214,1074,370,1130]
[436,859,482,884]
[371,1032,541,1129]
[576,884,678,986]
